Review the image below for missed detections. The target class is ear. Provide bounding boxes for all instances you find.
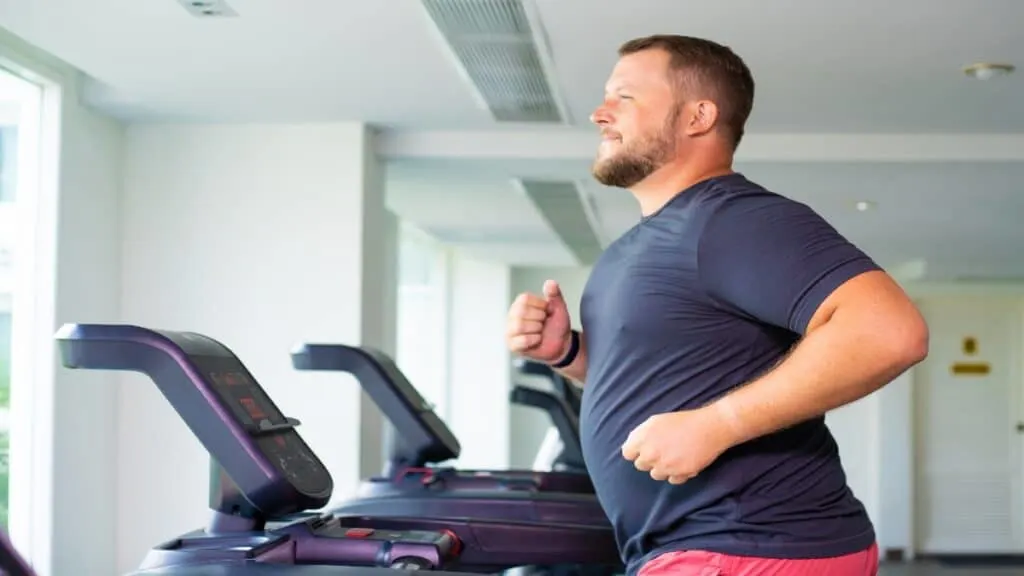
[683,100,719,137]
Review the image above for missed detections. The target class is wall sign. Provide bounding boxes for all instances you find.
[951,335,990,376]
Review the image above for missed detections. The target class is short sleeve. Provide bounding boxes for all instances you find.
[697,194,881,334]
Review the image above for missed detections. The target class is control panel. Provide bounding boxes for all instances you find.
[196,354,331,498]
[55,323,334,517]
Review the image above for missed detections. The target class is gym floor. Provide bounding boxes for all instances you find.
[880,562,1024,575]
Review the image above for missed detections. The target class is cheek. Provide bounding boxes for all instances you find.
[616,122,641,144]
[624,116,659,141]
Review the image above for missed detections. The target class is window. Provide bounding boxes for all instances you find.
[396,224,451,421]
[0,65,44,536]
[0,310,8,527]
[0,125,17,202]
[0,75,23,530]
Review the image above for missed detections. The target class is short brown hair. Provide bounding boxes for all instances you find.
[618,34,755,149]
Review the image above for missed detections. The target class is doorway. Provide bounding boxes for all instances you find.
[914,295,1024,553]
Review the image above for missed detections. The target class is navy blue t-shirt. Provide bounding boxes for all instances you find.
[578,173,880,574]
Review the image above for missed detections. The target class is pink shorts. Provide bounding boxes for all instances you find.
[638,542,879,576]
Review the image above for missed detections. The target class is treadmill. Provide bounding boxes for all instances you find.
[2,510,456,576]
[0,511,440,576]
[288,343,623,575]
[513,359,582,419]
[55,323,621,575]
[290,343,595,498]
[510,359,586,474]
[2,497,460,576]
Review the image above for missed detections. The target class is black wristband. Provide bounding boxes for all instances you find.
[551,329,580,369]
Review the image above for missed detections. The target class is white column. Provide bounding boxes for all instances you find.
[876,371,915,556]
[446,252,512,470]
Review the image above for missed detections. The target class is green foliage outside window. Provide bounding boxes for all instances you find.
[0,357,10,528]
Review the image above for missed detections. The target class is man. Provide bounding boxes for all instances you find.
[505,34,928,576]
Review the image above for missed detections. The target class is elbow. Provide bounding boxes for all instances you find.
[889,309,930,370]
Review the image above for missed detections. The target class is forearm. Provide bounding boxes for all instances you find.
[710,309,927,447]
[554,330,588,385]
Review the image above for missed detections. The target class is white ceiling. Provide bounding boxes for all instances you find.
[2,0,1023,278]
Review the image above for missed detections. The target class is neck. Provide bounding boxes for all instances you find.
[630,153,734,216]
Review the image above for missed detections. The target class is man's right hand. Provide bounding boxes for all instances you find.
[506,279,573,364]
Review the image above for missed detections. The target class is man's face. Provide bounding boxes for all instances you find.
[590,49,682,189]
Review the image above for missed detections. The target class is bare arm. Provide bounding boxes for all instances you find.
[692,194,929,448]
[709,270,928,447]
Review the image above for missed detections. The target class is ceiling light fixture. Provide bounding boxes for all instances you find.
[855,201,874,212]
[963,62,1015,80]
[176,0,237,18]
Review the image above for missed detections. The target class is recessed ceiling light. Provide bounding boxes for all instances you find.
[855,201,874,212]
[963,62,1015,80]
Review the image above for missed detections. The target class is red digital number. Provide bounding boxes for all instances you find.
[239,397,267,420]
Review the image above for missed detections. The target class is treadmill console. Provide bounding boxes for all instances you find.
[291,343,460,468]
[193,352,330,499]
[56,324,333,517]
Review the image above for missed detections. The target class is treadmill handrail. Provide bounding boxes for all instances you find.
[509,385,585,469]
[514,359,582,415]
[291,343,461,469]
[55,323,333,518]
[512,358,553,378]
[552,373,582,415]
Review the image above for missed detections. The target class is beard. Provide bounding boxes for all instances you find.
[591,108,680,189]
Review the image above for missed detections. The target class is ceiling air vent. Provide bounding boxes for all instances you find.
[421,0,563,123]
[520,180,604,265]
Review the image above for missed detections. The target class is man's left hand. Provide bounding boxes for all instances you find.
[621,406,739,484]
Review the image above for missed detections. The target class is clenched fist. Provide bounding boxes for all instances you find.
[506,280,572,363]
[621,407,739,485]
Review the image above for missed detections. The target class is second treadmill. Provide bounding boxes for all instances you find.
[289,343,610,531]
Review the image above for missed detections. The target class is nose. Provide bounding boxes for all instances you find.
[590,102,612,126]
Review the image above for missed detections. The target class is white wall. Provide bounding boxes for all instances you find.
[507,266,590,468]
[395,226,452,422]
[825,389,883,544]
[48,87,124,576]
[877,370,914,554]
[445,252,512,470]
[0,27,124,576]
[117,122,393,573]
